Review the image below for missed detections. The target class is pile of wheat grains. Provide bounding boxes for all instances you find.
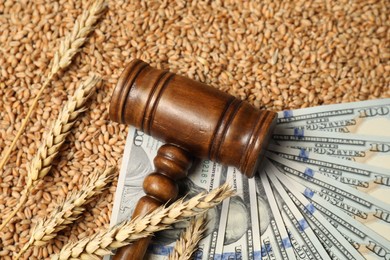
[0,0,389,258]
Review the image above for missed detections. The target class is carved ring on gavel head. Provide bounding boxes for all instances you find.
[109,59,278,260]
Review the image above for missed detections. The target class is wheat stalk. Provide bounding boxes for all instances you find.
[51,184,234,260]
[169,213,208,260]
[0,0,106,174]
[0,75,101,232]
[14,167,115,259]
[27,75,101,187]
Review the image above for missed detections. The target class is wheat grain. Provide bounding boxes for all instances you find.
[50,0,106,75]
[0,0,106,174]
[169,213,208,260]
[15,167,114,259]
[1,0,389,256]
[0,75,101,233]
[50,184,234,260]
[27,75,101,186]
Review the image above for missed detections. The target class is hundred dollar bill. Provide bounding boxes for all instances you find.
[220,168,263,259]
[276,99,390,136]
[186,160,227,260]
[277,168,390,260]
[260,172,297,260]
[284,222,312,260]
[106,127,225,260]
[105,127,157,260]
[219,167,252,259]
[267,185,317,260]
[204,164,227,260]
[267,152,390,241]
[310,201,390,260]
[248,176,262,259]
[267,144,390,203]
[108,128,157,228]
[272,128,390,169]
[256,168,295,260]
[261,163,330,259]
[266,162,365,260]
[256,172,288,260]
[243,176,257,259]
[268,187,324,259]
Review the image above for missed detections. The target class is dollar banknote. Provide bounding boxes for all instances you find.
[219,167,253,259]
[106,99,390,260]
[272,128,390,169]
[267,144,390,203]
[190,163,226,259]
[276,99,390,136]
[267,152,390,241]
[201,162,227,260]
[265,161,361,260]
[248,176,262,259]
[255,168,296,260]
[259,171,296,260]
[106,127,227,260]
[257,162,331,259]
[273,166,390,260]
[108,128,157,227]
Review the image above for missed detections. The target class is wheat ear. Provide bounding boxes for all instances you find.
[169,213,208,260]
[51,184,234,260]
[0,0,106,173]
[15,167,115,259]
[0,75,101,232]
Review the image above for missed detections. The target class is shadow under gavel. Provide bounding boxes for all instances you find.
[109,59,277,259]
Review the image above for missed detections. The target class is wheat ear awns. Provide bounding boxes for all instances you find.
[50,184,234,260]
[0,0,106,174]
[0,75,101,232]
[169,213,208,260]
[15,167,115,259]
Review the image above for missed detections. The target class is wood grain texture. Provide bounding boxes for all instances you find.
[109,59,277,259]
[110,59,278,178]
[113,144,192,260]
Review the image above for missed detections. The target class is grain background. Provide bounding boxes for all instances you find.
[0,0,389,259]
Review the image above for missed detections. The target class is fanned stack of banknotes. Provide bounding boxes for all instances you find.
[106,99,390,260]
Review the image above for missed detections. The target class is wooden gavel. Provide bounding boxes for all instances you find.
[109,59,277,259]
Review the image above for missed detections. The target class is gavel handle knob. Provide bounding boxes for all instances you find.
[113,144,193,260]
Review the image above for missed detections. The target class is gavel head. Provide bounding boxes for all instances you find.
[109,59,277,178]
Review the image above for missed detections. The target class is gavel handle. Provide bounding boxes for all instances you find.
[113,144,193,260]
[113,197,160,259]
